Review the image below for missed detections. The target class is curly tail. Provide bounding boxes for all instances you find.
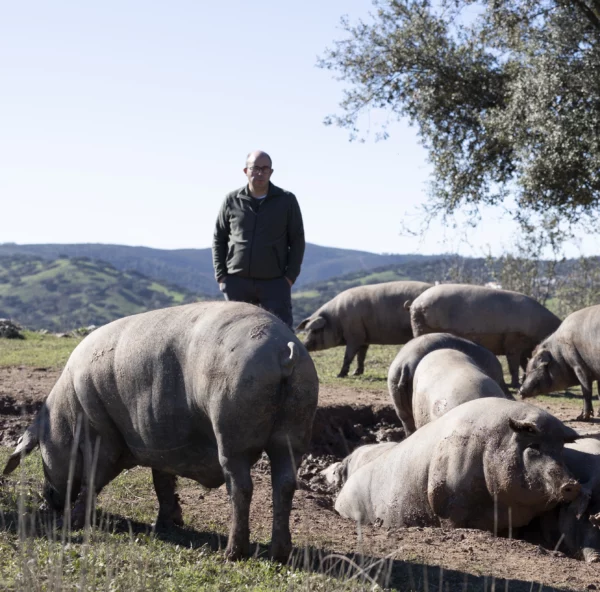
[3,408,44,475]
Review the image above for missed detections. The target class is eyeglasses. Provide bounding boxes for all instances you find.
[247,166,272,174]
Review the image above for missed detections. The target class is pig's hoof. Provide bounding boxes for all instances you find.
[154,514,184,531]
[270,541,292,563]
[336,372,348,378]
[352,369,364,376]
[225,542,249,561]
[576,411,593,421]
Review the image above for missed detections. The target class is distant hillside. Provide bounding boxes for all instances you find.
[0,255,204,331]
[0,243,435,295]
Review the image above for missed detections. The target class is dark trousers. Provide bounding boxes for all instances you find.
[222,275,293,328]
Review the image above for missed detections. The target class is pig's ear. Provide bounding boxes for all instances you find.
[298,317,327,331]
[296,318,311,331]
[589,511,600,528]
[571,485,592,520]
[562,430,581,444]
[508,418,541,435]
[539,349,552,365]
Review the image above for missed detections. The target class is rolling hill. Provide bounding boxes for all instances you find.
[0,255,204,331]
[0,243,437,295]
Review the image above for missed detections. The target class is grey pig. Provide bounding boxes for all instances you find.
[388,332,509,435]
[334,399,580,532]
[297,281,431,377]
[407,284,561,388]
[3,301,319,562]
[520,305,600,420]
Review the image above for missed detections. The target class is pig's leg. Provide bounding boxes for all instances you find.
[506,352,521,388]
[70,431,126,529]
[221,455,253,560]
[572,365,594,420]
[152,469,183,529]
[338,344,361,377]
[352,344,370,376]
[267,443,302,563]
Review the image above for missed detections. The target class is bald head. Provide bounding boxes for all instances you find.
[246,150,272,168]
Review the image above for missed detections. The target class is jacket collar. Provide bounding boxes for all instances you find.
[238,182,283,200]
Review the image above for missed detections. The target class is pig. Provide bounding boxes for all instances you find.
[296,281,432,377]
[387,333,509,436]
[407,284,561,388]
[520,305,600,420]
[3,301,319,562]
[411,349,510,430]
[334,398,580,532]
[525,438,600,563]
[321,442,396,490]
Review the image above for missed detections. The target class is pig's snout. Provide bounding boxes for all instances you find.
[560,480,581,502]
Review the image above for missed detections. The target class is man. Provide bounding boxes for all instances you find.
[212,150,305,328]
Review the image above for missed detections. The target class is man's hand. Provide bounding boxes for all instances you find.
[217,277,227,292]
[285,277,293,287]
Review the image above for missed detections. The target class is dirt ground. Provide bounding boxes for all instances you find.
[2,366,600,591]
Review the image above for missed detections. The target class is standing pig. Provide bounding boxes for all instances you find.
[388,333,509,435]
[520,305,600,420]
[296,281,431,377]
[335,398,580,532]
[3,301,319,562]
[411,349,509,430]
[407,284,561,388]
[526,438,600,563]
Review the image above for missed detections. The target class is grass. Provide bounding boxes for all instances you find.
[0,448,381,591]
[311,344,399,389]
[0,331,82,368]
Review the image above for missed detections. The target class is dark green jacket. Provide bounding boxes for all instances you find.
[212,182,305,283]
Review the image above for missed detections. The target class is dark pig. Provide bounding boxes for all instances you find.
[296,281,431,377]
[3,302,319,562]
[335,399,580,532]
[520,305,600,420]
[407,284,561,388]
[388,333,509,436]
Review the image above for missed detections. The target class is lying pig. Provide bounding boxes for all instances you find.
[388,333,509,436]
[529,438,600,563]
[334,398,580,532]
[407,284,561,388]
[411,349,509,430]
[3,301,319,562]
[321,442,396,490]
[296,281,431,377]
[520,305,600,420]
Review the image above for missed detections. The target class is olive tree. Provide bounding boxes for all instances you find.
[319,0,600,225]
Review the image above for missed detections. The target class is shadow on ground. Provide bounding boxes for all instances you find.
[0,508,574,592]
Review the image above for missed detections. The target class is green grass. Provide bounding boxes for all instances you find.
[0,449,380,591]
[311,344,399,389]
[0,331,82,368]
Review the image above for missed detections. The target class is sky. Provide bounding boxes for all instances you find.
[1,1,598,259]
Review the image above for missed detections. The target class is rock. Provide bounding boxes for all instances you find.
[0,319,24,339]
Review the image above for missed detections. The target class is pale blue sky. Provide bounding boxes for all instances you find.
[1,1,597,258]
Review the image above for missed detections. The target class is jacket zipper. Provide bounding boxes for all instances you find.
[248,199,259,277]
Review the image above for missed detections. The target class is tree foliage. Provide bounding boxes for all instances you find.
[319,0,600,224]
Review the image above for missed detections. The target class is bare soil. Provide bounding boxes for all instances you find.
[1,367,600,591]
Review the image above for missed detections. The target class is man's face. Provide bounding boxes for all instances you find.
[244,154,272,191]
